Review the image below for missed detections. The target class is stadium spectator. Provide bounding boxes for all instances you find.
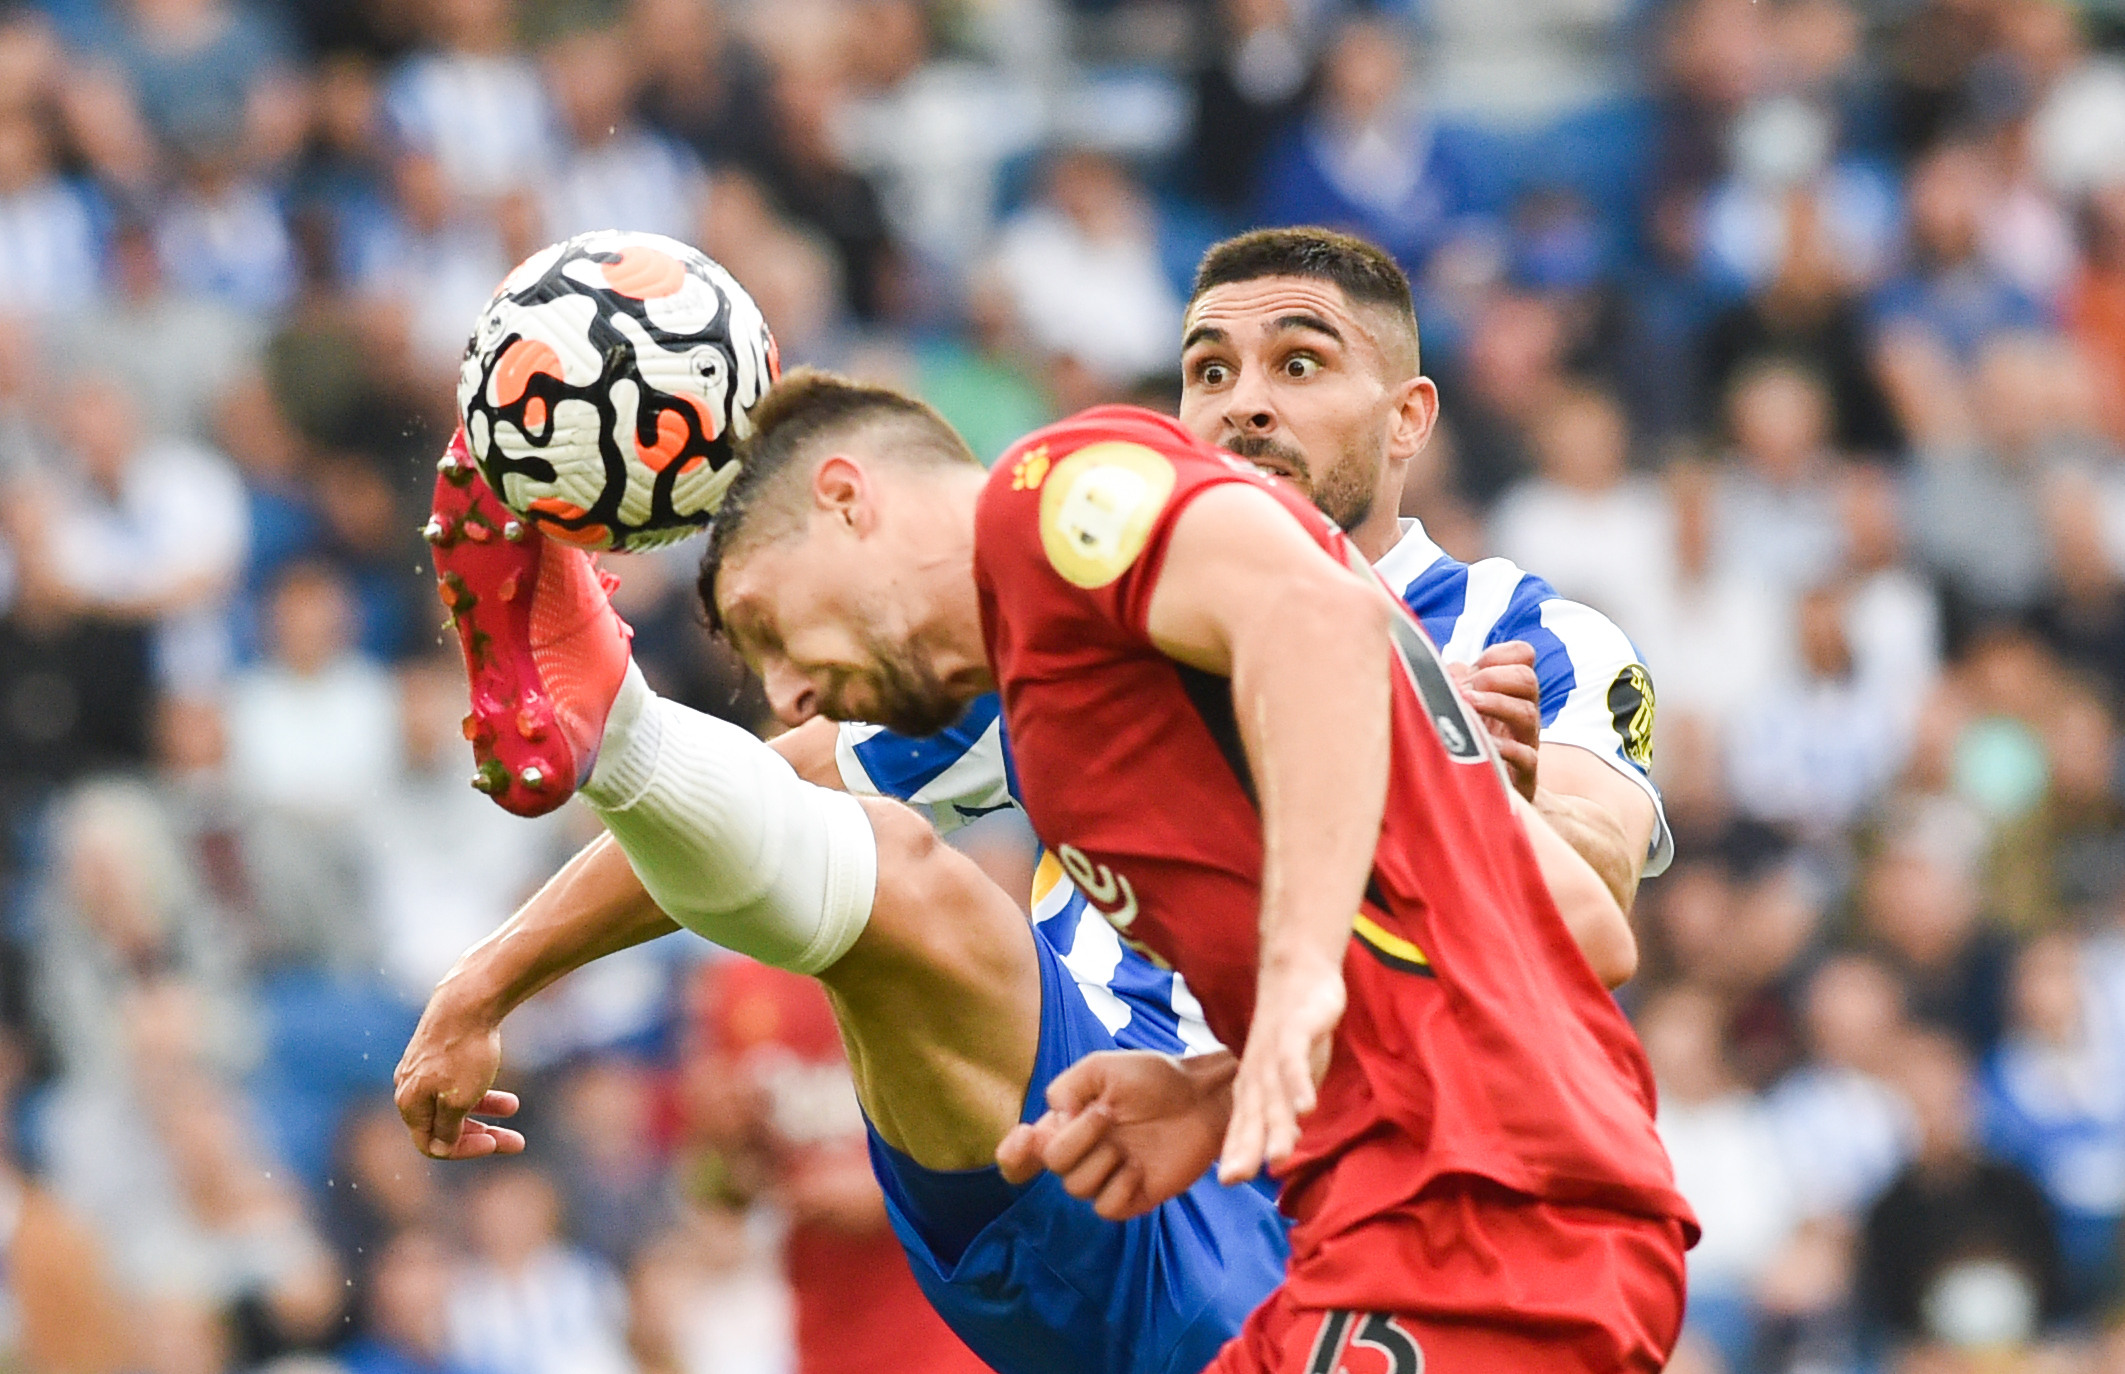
[446,1167,635,1374]
[1253,16,1482,276]
[382,0,552,207]
[1435,291,1569,505]
[1489,383,1668,638]
[627,1206,794,1374]
[1979,931,2125,1313]
[1906,331,2084,617]
[1698,187,1902,456]
[51,217,267,443]
[1862,815,2014,1059]
[539,25,706,245]
[1185,0,1313,214]
[629,0,777,175]
[152,136,299,315]
[1870,141,2047,368]
[1715,359,1847,597]
[991,149,1181,402]
[26,373,248,690]
[1644,983,1802,1373]
[0,97,106,318]
[1766,955,1916,1223]
[1859,1029,2066,1351]
[342,1229,485,1374]
[547,1056,673,1272]
[85,0,301,172]
[1726,583,1910,836]
[1835,462,1942,732]
[1637,461,1795,747]
[226,562,399,818]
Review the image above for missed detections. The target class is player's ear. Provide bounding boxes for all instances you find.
[1387,375,1439,462]
[811,453,872,532]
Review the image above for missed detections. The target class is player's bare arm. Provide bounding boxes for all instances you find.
[396,833,677,1158]
[1137,482,1390,1183]
[395,718,874,1159]
[1449,643,1639,986]
[396,795,1039,1172]
[1138,482,1628,1182]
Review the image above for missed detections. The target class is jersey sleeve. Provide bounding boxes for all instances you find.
[983,408,1281,643]
[1487,585,1674,877]
[833,695,1015,833]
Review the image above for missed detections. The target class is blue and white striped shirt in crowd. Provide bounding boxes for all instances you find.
[835,518,1672,1057]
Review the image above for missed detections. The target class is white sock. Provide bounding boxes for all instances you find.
[584,663,876,974]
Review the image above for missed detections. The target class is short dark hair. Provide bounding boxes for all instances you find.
[698,367,976,630]
[1191,227,1419,367]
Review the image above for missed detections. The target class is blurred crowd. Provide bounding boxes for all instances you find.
[0,0,2123,1371]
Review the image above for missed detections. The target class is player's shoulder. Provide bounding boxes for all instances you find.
[978,406,1266,587]
[984,406,1240,503]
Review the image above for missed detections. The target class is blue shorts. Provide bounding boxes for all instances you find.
[866,926,1289,1374]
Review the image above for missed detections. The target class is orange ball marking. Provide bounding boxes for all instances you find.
[523,396,547,429]
[528,497,589,522]
[602,247,685,299]
[638,406,692,472]
[494,338,562,407]
[538,519,611,548]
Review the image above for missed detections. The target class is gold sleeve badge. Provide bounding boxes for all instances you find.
[1038,441,1177,589]
[1607,663,1656,770]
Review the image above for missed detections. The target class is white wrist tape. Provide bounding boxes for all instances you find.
[583,664,876,975]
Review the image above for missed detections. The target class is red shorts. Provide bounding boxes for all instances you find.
[1208,1176,1689,1374]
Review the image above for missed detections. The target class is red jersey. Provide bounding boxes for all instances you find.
[973,406,1695,1313]
[697,959,991,1374]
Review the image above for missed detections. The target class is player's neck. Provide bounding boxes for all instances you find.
[1345,502,1404,564]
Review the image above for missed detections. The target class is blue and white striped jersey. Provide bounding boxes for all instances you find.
[834,518,1673,1056]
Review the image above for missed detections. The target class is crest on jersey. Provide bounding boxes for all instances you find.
[1039,442,1176,589]
[1608,663,1656,771]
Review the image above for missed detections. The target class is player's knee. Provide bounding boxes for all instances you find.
[860,796,954,911]
[859,796,1029,975]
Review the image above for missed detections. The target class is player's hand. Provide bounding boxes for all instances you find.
[393,994,526,1160]
[997,1050,1234,1219]
[1449,641,1540,800]
[1219,951,1345,1185]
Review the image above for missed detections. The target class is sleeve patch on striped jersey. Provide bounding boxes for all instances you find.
[1607,663,1656,770]
[1038,441,1176,589]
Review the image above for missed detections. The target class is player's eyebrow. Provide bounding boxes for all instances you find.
[1181,323,1229,353]
[1267,313,1343,345]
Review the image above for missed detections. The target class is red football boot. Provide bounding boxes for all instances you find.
[427,429,633,817]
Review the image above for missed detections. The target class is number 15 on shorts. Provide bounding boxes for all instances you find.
[1306,1312,1423,1374]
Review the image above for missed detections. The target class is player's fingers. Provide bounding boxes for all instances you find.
[1040,1103,1116,1176]
[1218,1075,1267,1184]
[1474,640,1536,670]
[996,1122,1048,1185]
[1057,1139,1123,1203]
[1094,1159,1147,1222]
[1043,1056,1108,1117]
[396,1078,437,1150]
[475,1090,520,1119]
[427,1093,476,1158]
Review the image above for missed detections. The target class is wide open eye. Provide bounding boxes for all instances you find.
[1283,355,1320,380]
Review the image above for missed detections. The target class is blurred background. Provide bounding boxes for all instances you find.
[0,0,2124,1370]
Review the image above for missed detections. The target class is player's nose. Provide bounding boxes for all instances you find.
[1222,369,1279,436]
[760,660,820,727]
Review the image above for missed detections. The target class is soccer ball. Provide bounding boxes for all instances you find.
[457,230,780,552]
